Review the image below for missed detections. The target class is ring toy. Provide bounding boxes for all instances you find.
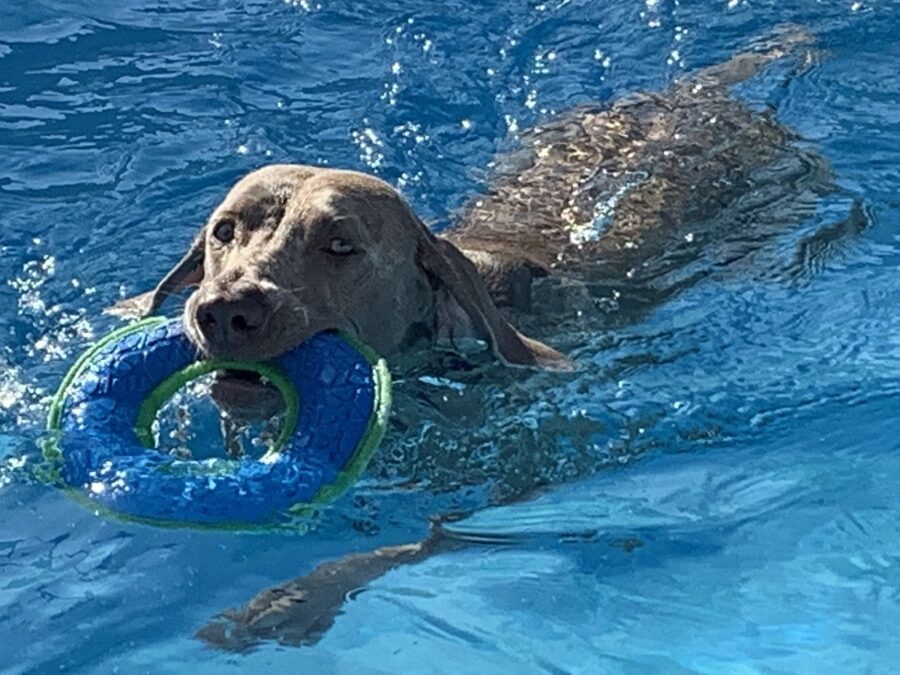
[42,317,391,529]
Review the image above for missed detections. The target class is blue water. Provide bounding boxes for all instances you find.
[2,1,899,673]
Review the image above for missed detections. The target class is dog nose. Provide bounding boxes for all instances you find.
[195,287,271,349]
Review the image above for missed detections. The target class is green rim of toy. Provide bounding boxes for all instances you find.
[41,317,392,531]
[300,334,392,512]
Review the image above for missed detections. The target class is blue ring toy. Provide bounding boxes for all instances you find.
[43,317,391,529]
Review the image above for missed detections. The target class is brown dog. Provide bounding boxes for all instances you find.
[111,164,573,422]
[113,30,860,650]
[113,30,823,390]
[112,166,574,360]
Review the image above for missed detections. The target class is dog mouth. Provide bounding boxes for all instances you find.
[210,370,285,423]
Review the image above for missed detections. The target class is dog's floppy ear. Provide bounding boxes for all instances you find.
[415,223,573,372]
[105,229,205,319]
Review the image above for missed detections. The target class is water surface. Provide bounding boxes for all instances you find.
[1,0,899,672]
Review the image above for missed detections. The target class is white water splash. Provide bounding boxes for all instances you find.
[0,356,47,429]
[8,254,96,363]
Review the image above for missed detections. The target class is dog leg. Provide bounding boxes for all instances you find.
[196,521,465,651]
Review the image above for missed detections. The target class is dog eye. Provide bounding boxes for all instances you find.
[212,219,235,244]
[324,238,355,256]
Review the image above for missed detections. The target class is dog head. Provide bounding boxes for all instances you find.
[112,164,571,374]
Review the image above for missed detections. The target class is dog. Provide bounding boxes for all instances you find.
[111,29,860,650]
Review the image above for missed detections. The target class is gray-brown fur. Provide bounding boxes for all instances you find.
[109,35,824,384]
[108,30,856,651]
[448,30,829,326]
[196,525,461,651]
[111,167,573,387]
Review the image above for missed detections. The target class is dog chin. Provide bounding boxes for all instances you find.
[181,319,311,421]
[210,371,285,423]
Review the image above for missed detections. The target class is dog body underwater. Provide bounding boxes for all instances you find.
[111,31,862,650]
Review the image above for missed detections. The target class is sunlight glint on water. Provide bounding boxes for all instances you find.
[0,0,898,672]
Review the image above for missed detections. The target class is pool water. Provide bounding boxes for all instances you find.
[2,1,899,673]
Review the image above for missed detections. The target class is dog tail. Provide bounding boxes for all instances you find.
[685,25,819,89]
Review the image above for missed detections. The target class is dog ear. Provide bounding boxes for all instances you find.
[415,223,573,372]
[105,229,205,319]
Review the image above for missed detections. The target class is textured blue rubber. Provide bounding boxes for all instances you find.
[44,318,391,529]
